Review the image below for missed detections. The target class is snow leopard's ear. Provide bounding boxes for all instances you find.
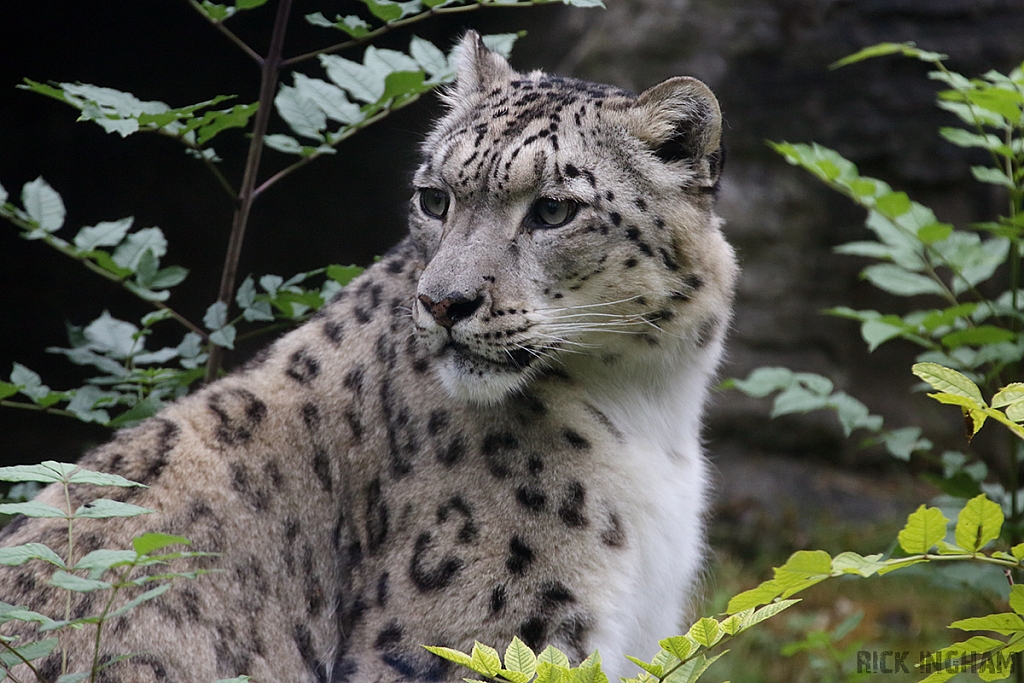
[449,30,515,100]
[628,77,723,171]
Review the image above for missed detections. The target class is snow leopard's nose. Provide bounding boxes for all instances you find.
[418,292,484,329]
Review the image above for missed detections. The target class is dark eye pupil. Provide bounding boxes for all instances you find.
[534,198,575,227]
[420,189,449,218]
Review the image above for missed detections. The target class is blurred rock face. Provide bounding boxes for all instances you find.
[520,0,1024,463]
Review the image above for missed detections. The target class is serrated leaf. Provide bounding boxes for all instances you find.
[423,645,476,671]
[0,544,66,568]
[538,645,571,668]
[687,617,722,648]
[73,217,134,251]
[949,613,1024,635]
[133,533,190,556]
[82,311,140,360]
[68,468,144,488]
[73,499,153,519]
[149,265,188,290]
[913,362,985,404]
[111,227,167,271]
[293,74,362,125]
[196,103,258,145]
[0,460,76,484]
[480,34,520,59]
[410,36,451,78]
[954,494,1003,552]
[504,637,537,678]
[897,504,950,554]
[471,642,502,677]
[994,384,1024,409]
[48,571,111,593]
[275,84,327,140]
[659,635,696,660]
[625,656,664,678]
[0,501,67,518]
[320,54,383,103]
[973,166,1016,188]
[210,325,237,349]
[21,177,65,232]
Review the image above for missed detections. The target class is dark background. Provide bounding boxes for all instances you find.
[4,1,1024,520]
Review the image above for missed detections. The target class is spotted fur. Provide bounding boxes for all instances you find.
[0,33,736,683]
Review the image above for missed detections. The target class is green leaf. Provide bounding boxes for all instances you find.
[73,217,134,251]
[875,191,912,217]
[918,222,954,244]
[994,383,1024,409]
[897,504,950,554]
[1010,585,1024,615]
[57,673,93,683]
[275,85,327,140]
[410,36,451,78]
[326,264,364,286]
[538,645,571,668]
[687,617,723,648]
[658,635,696,661]
[471,642,502,677]
[965,87,1023,121]
[69,467,142,490]
[73,550,136,579]
[954,494,1003,552]
[0,381,18,400]
[422,646,477,672]
[0,461,70,484]
[106,395,163,428]
[831,42,947,69]
[112,227,167,271]
[940,127,1005,151]
[942,326,1016,349]
[210,325,237,349]
[48,571,111,593]
[949,613,1024,635]
[73,499,154,519]
[625,656,664,678]
[21,177,66,232]
[149,265,188,289]
[861,264,945,296]
[831,551,886,577]
[305,12,371,38]
[0,544,66,568]
[972,165,1016,188]
[913,362,985,404]
[204,301,229,330]
[503,637,537,678]
[133,533,191,556]
[320,54,384,104]
[293,74,362,125]
[196,103,259,144]
[106,583,172,619]
[0,637,58,668]
[0,501,68,518]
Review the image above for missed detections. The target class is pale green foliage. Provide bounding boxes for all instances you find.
[0,462,213,682]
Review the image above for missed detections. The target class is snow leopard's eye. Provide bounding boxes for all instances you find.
[531,198,578,228]
[419,188,450,219]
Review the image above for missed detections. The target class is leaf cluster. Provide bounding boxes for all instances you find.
[0,462,213,683]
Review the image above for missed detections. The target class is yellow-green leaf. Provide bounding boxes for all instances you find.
[897,505,950,554]
[1009,585,1024,616]
[687,617,723,648]
[954,495,1003,552]
[949,613,1024,635]
[503,637,537,678]
[913,362,985,405]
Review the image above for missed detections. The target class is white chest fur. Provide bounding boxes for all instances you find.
[575,344,718,681]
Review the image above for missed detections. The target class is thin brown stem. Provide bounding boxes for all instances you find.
[187,0,264,65]
[205,0,293,382]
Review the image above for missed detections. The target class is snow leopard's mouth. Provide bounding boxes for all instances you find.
[443,340,537,373]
